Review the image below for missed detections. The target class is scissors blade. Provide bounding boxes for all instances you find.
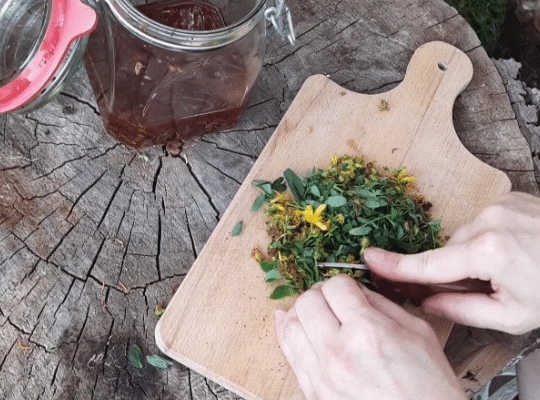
[316,261,493,295]
[317,262,370,271]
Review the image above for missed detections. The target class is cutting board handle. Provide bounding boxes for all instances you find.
[397,41,473,113]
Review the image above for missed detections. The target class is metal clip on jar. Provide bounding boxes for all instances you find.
[0,0,97,113]
[83,0,272,148]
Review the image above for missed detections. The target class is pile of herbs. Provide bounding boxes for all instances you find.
[251,155,443,300]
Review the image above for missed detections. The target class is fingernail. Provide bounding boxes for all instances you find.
[363,247,383,264]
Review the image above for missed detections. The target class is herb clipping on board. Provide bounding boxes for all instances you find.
[251,155,443,300]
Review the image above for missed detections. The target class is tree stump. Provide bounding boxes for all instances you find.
[1,0,539,399]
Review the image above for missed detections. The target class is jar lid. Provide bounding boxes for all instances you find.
[0,0,97,113]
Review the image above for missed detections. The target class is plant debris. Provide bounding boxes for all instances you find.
[251,155,443,299]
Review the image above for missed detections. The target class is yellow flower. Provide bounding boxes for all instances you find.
[271,193,289,205]
[271,203,286,213]
[292,210,302,225]
[338,168,355,182]
[335,214,345,224]
[251,247,265,263]
[360,237,370,255]
[301,204,328,230]
[331,156,339,166]
[393,168,416,186]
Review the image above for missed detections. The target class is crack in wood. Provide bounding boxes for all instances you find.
[296,19,325,40]
[51,278,77,326]
[59,92,100,116]
[117,219,135,287]
[152,157,163,196]
[43,220,77,262]
[0,331,18,370]
[95,178,123,233]
[156,211,162,281]
[184,207,199,259]
[66,169,108,222]
[181,157,221,218]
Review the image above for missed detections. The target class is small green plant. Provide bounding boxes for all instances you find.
[128,344,174,370]
[450,0,510,53]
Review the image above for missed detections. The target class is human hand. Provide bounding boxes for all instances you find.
[364,191,540,335]
[275,275,467,400]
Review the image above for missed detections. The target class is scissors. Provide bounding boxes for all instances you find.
[317,262,494,303]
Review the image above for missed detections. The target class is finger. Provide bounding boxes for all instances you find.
[421,293,514,331]
[275,310,317,399]
[321,275,373,324]
[294,286,341,352]
[364,246,490,284]
[446,223,477,245]
[359,285,433,335]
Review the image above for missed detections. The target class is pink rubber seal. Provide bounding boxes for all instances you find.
[0,0,97,112]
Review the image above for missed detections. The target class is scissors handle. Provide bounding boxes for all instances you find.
[370,275,494,305]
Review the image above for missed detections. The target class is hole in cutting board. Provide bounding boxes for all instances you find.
[438,62,448,71]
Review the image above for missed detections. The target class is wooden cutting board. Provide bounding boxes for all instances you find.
[155,41,511,400]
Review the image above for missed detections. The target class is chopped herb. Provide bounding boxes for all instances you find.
[154,304,165,319]
[283,168,306,201]
[232,221,243,236]
[251,155,443,299]
[252,194,266,212]
[128,344,144,369]
[379,99,390,111]
[146,354,174,369]
[270,285,296,300]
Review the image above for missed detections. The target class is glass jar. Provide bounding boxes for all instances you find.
[83,0,268,148]
[0,0,97,113]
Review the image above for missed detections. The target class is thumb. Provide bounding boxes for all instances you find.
[364,245,485,284]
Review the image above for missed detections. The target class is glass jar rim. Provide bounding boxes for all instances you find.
[0,0,97,113]
[102,0,267,51]
[0,0,49,86]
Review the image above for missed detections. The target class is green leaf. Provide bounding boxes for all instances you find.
[252,179,271,187]
[327,195,347,208]
[428,220,441,230]
[270,285,296,300]
[265,268,282,282]
[146,354,174,369]
[128,344,144,369]
[355,187,373,197]
[283,168,305,201]
[349,226,373,236]
[364,198,387,209]
[260,258,280,273]
[271,177,287,192]
[310,185,321,197]
[232,221,243,236]
[251,194,266,212]
[261,183,273,195]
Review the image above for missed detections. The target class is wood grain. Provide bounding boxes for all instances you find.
[155,42,511,400]
[1,0,539,398]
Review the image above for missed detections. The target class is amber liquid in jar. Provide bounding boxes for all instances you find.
[84,0,264,148]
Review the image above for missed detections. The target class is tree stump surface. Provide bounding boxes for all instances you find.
[1,0,539,399]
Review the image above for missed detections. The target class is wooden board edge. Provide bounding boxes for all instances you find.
[454,341,517,395]
[155,320,268,400]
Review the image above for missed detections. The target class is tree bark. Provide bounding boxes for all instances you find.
[1,0,539,399]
